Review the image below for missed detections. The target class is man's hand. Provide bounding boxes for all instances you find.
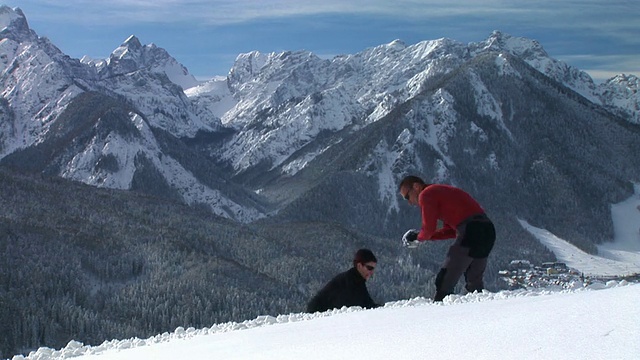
[402,229,420,248]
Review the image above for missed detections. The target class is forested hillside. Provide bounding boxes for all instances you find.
[1,168,554,357]
[0,169,295,356]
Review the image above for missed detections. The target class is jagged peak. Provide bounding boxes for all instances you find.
[487,30,507,42]
[109,35,146,61]
[475,30,549,59]
[228,49,322,84]
[366,39,411,55]
[606,73,639,88]
[80,55,107,68]
[122,35,143,50]
[233,50,267,67]
[235,50,263,58]
[0,5,26,29]
[387,39,406,50]
[0,6,32,41]
[412,37,463,52]
[101,35,198,89]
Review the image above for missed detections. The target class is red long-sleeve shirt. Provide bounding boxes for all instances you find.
[417,184,485,241]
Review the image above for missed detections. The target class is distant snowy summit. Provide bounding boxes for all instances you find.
[1,5,639,228]
[600,73,640,124]
[0,5,32,41]
[99,35,201,90]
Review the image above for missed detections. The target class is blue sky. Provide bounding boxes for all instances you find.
[6,0,639,82]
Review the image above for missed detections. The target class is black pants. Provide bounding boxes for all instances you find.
[434,215,495,301]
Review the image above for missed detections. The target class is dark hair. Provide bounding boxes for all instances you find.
[398,175,425,191]
[353,248,377,266]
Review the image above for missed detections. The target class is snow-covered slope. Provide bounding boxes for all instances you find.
[1,6,217,148]
[0,6,89,157]
[14,283,639,360]
[194,38,471,173]
[57,110,259,219]
[519,183,640,276]
[4,6,640,360]
[470,31,602,103]
[184,77,237,119]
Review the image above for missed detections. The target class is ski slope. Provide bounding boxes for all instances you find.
[520,183,640,276]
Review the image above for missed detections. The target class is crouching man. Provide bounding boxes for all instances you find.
[307,248,381,313]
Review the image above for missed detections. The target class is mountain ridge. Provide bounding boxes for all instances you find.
[1,5,638,243]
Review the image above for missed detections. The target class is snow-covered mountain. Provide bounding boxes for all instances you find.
[85,35,220,137]
[0,6,89,157]
[599,73,640,124]
[96,35,201,91]
[0,6,264,220]
[1,5,640,240]
[188,30,637,177]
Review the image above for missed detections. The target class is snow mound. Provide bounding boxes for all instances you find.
[14,280,634,360]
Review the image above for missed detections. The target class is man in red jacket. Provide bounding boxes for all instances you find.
[399,175,496,301]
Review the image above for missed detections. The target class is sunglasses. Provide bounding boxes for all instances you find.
[364,265,375,271]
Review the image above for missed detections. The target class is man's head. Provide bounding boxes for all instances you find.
[398,175,427,206]
[353,248,377,280]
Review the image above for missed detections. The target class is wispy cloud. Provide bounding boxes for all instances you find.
[18,0,639,59]
[16,0,632,27]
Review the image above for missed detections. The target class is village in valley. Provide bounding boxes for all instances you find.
[498,260,640,290]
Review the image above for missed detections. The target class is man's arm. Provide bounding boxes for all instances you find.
[417,190,439,241]
[351,279,379,309]
[430,224,457,240]
[307,273,345,312]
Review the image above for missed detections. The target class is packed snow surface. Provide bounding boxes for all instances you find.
[14,283,639,360]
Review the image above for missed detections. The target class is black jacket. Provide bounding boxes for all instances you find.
[306,267,379,313]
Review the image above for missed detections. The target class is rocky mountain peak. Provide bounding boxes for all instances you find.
[102,35,199,90]
[386,39,407,50]
[0,6,33,42]
[473,30,549,59]
[606,73,639,89]
[600,73,640,124]
[109,35,145,64]
[468,31,600,103]
[123,34,143,49]
[228,51,269,83]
